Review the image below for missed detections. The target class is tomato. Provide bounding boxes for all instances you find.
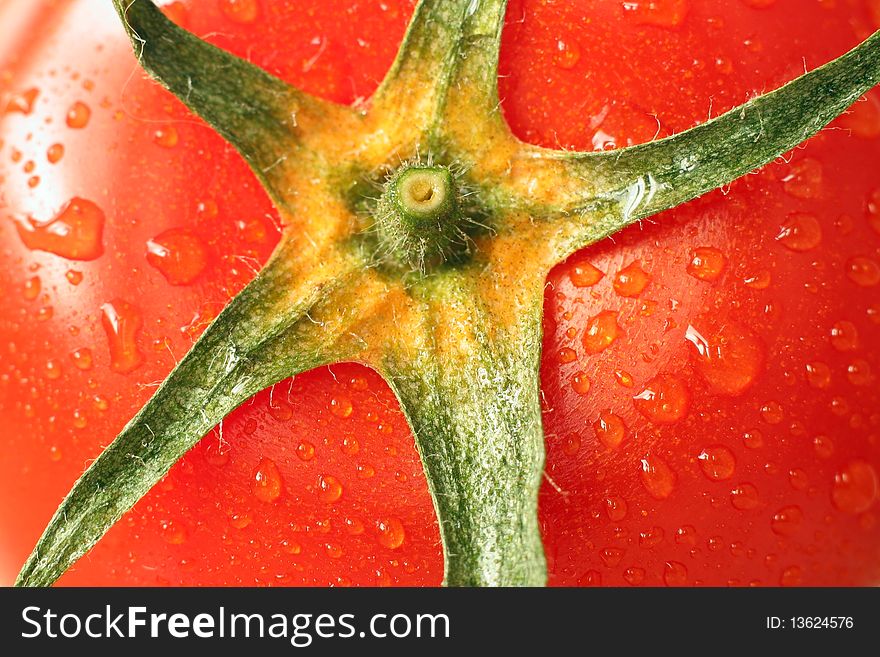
[1,0,878,587]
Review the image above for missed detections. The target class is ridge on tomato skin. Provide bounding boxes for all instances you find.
[2,0,880,587]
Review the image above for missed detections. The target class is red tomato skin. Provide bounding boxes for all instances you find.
[0,0,878,587]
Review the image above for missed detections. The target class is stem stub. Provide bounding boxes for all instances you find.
[376,165,463,271]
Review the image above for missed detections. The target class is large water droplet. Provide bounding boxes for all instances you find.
[376,517,406,549]
[771,505,803,536]
[730,483,760,510]
[687,247,726,281]
[613,260,651,297]
[253,457,282,503]
[633,374,689,424]
[296,441,316,461]
[100,299,145,373]
[685,323,763,396]
[65,101,91,129]
[805,361,831,389]
[697,445,736,481]
[830,321,859,351]
[640,454,676,499]
[845,256,880,287]
[4,87,39,115]
[146,229,208,285]
[831,460,878,514]
[663,561,688,586]
[775,213,822,252]
[318,474,343,503]
[582,310,621,355]
[13,198,105,260]
[782,158,823,199]
[593,411,626,449]
[623,0,689,28]
[570,371,591,395]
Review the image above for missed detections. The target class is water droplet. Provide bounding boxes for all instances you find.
[613,260,651,297]
[847,359,874,386]
[318,474,343,503]
[744,270,772,289]
[561,433,581,456]
[296,441,316,461]
[325,543,343,559]
[65,270,83,285]
[160,519,187,545]
[614,369,635,388]
[570,371,591,395]
[830,321,859,351]
[697,445,736,481]
[831,460,878,514]
[600,547,625,567]
[281,539,302,555]
[146,228,208,285]
[152,126,179,148]
[685,323,763,396]
[640,454,676,499]
[49,445,63,462]
[743,429,764,449]
[568,259,605,287]
[634,374,690,424]
[100,299,145,373]
[554,37,581,69]
[253,457,282,503]
[344,517,365,535]
[44,358,62,380]
[624,567,645,585]
[805,361,831,389]
[789,468,808,490]
[760,401,784,425]
[229,512,252,529]
[663,561,688,586]
[687,247,726,281]
[341,436,360,455]
[578,570,602,586]
[779,566,802,587]
[771,505,803,536]
[13,197,105,260]
[4,87,39,115]
[556,347,577,364]
[581,310,621,355]
[46,143,64,164]
[219,0,260,24]
[357,463,376,479]
[845,256,880,286]
[65,101,91,129]
[639,526,664,548]
[70,347,93,371]
[730,483,760,510]
[593,411,626,449]
[330,394,353,418]
[868,188,880,233]
[782,158,823,199]
[376,517,406,549]
[604,496,628,521]
[22,275,41,301]
[623,0,689,28]
[775,213,822,251]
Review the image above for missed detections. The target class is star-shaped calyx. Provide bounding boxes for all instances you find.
[15,0,880,587]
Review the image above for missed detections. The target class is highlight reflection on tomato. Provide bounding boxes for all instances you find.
[1,0,879,587]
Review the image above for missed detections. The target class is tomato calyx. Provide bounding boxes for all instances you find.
[15,0,880,587]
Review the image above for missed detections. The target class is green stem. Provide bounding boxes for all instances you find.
[380,278,546,587]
